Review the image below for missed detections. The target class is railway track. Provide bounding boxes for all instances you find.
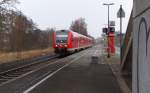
[0,54,59,85]
[0,48,87,93]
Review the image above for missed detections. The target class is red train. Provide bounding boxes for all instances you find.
[53,30,93,55]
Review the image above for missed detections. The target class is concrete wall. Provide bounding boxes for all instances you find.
[133,0,150,93]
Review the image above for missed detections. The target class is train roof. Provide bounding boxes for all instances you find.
[56,30,92,40]
[71,31,91,39]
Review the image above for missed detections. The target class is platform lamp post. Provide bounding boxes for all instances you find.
[103,3,114,58]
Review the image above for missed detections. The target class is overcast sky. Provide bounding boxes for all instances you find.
[17,0,133,38]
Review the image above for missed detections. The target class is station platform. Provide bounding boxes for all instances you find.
[28,45,122,93]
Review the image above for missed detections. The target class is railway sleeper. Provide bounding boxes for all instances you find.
[0,79,8,84]
[0,78,10,81]
[0,76,13,79]
[5,74,19,77]
[17,69,31,73]
[9,73,23,75]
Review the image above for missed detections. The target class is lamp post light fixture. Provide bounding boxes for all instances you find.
[103,3,114,58]
[103,3,114,34]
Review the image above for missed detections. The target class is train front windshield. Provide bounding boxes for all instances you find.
[56,31,68,43]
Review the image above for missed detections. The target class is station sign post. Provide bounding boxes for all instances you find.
[117,5,125,62]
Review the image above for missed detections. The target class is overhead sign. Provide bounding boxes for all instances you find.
[109,27,115,32]
[117,7,125,18]
[109,21,115,26]
[102,27,108,34]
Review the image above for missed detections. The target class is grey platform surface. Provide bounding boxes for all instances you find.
[29,46,122,93]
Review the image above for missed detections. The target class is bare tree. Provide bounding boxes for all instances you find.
[0,0,18,51]
[44,28,55,47]
[70,18,88,36]
[0,0,19,8]
[0,0,55,52]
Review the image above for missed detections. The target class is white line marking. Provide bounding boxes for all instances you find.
[23,52,86,93]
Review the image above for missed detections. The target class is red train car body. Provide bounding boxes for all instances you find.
[53,30,93,55]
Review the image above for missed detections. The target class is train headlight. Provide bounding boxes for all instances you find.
[56,45,58,47]
[64,45,68,47]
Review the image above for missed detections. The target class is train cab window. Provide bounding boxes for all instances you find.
[56,31,68,43]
